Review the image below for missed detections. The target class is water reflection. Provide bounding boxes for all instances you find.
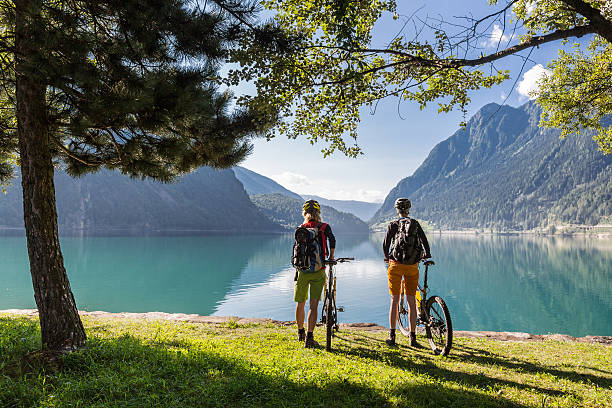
[1,233,610,336]
[215,233,612,336]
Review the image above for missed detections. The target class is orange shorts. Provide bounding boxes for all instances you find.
[387,261,419,296]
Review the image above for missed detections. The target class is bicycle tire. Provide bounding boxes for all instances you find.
[320,291,328,324]
[325,288,334,351]
[397,294,410,337]
[425,295,453,356]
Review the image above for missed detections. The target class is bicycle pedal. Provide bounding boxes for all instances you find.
[337,306,345,312]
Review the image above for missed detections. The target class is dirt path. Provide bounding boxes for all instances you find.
[2,309,610,345]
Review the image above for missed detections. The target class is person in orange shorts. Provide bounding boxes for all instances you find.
[383,198,431,347]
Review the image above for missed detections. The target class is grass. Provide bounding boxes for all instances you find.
[0,314,610,407]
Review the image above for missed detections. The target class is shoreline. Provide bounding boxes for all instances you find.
[2,309,610,346]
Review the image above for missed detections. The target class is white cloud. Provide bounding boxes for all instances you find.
[271,171,311,190]
[517,64,550,100]
[500,91,507,101]
[482,24,510,48]
[271,172,386,203]
[308,188,385,203]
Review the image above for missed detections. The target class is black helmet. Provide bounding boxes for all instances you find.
[394,198,411,211]
[303,200,321,212]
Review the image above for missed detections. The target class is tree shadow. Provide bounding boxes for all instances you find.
[1,318,526,408]
[451,343,612,389]
[332,331,580,400]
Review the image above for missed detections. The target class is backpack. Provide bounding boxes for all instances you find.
[391,218,423,265]
[292,223,327,273]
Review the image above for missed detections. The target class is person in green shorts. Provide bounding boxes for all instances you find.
[295,200,336,348]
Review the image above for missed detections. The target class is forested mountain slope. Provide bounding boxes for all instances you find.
[0,167,281,233]
[251,194,369,234]
[301,195,380,222]
[373,102,612,230]
[232,166,302,200]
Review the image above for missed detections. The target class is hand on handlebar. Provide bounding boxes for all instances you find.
[326,257,353,265]
[422,257,435,266]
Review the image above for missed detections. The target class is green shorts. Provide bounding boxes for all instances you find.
[294,268,326,303]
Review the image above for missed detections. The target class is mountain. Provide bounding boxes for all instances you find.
[250,193,369,234]
[301,195,380,222]
[232,166,302,200]
[0,167,282,233]
[373,101,612,230]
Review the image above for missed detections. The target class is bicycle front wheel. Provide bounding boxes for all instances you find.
[425,296,453,356]
[325,286,334,351]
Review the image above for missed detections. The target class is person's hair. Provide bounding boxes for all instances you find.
[303,208,322,223]
[397,208,409,217]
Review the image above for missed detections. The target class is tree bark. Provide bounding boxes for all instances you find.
[15,0,86,351]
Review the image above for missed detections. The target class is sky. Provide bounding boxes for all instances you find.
[239,1,571,203]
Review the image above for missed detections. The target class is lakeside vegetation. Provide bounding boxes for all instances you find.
[1,315,610,408]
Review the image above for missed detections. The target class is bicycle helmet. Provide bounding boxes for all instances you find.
[394,198,411,211]
[303,200,320,212]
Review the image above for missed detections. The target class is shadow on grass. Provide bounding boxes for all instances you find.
[451,343,612,389]
[332,331,592,400]
[1,318,527,408]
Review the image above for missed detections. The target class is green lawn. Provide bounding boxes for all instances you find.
[1,315,610,407]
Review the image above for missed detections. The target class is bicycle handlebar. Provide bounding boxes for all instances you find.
[325,257,354,265]
[422,259,435,266]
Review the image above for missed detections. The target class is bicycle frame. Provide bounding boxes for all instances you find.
[400,260,434,326]
[320,257,353,351]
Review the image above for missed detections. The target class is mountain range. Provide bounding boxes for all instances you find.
[232,166,303,200]
[233,166,380,221]
[0,168,281,233]
[2,101,609,234]
[300,195,380,222]
[0,167,370,235]
[250,194,369,234]
[374,101,612,230]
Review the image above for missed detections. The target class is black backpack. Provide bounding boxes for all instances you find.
[391,218,423,264]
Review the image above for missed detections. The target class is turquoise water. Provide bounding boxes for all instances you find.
[1,233,610,337]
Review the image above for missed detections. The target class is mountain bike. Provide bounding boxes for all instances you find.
[398,260,453,356]
[320,257,353,351]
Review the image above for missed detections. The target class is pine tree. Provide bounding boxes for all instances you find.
[1,0,278,352]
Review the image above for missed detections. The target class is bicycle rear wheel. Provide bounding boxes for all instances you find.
[425,296,453,356]
[397,294,410,337]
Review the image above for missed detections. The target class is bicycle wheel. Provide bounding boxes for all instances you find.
[397,294,410,337]
[425,296,453,356]
[320,291,328,324]
[325,293,334,350]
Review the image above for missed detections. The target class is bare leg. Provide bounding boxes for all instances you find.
[389,295,400,329]
[296,302,306,330]
[406,295,417,333]
[307,298,319,332]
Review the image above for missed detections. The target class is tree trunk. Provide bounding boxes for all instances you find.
[15,0,86,351]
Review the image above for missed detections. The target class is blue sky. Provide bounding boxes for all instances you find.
[240,1,573,202]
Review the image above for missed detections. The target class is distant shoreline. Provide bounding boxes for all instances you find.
[370,225,612,238]
[2,309,611,346]
[2,226,611,238]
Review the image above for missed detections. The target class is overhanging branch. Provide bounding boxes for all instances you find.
[309,23,598,87]
[560,0,612,43]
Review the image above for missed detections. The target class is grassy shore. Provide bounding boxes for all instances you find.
[1,315,610,407]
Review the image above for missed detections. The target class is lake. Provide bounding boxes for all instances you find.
[1,233,610,337]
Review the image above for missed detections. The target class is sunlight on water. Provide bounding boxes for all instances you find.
[1,233,610,336]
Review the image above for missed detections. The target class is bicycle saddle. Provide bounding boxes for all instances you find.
[423,260,435,266]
